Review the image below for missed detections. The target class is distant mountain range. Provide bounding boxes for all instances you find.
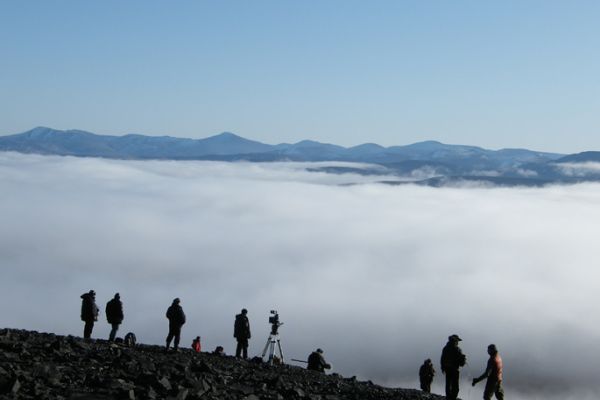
[1,127,599,186]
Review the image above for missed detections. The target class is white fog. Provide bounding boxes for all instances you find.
[1,153,599,400]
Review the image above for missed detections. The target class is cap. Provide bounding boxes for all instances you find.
[449,334,462,342]
[316,348,323,353]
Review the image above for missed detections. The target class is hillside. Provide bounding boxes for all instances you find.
[0,329,442,400]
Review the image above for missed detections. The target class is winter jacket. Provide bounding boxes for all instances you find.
[105,298,124,324]
[166,304,186,326]
[234,314,251,340]
[419,362,435,382]
[441,342,466,373]
[307,352,331,372]
[80,293,99,322]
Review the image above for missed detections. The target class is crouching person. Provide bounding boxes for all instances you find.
[307,348,331,373]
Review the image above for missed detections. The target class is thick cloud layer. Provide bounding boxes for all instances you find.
[1,153,599,400]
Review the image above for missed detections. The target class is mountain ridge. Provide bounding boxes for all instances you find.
[3,127,600,186]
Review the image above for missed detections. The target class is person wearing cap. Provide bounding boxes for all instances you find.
[80,290,99,339]
[165,298,186,351]
[472,344,504,400]
[234,308,251,359]
[419,358,435,393]
[441,334,467,400]
[105,293,124,342]
[307,348,331,373]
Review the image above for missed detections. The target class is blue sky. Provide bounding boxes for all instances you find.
[1,1,599,152]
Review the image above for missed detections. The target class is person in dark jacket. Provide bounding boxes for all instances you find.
[419,358,435,393]
[80,290,99,339]
[234,308,251,359]
[472,344,504,400]
[307,348,331,372]
[105,293,123,341]
[440,334,467,400]
[165,298,186,351]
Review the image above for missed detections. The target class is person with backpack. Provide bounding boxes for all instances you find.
[234,308,251,359]
[165,298,186,351]
[441,334,467,400]
[419,358,435,393]
[307,348,331,373]
[472,344,504,400]
[80,290,99,339]
[105,293,123,341]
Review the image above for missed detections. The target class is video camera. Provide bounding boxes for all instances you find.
[268,310,282,335]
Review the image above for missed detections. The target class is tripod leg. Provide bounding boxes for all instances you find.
[276,339,284,364]
[261,336,271,359]
[268,339,275,364]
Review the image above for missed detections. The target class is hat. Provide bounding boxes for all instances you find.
[449,334,462,342]
[316,348,323,353]
[241,308,248,314]
[173,298,180,304]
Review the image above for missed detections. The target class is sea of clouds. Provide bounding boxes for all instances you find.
[1,152,599,400]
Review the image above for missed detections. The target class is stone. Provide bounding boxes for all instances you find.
[11,378,21,394]
[158,376,172,391]
[0,328,447,400]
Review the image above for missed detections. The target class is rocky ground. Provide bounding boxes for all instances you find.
[0,328,445,400]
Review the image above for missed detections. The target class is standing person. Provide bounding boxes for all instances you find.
[440,334,467,400]
[234,308,251,359]
[165,298,186,351]
[105,293,123,342]
[307,348,331,373]
[80,290,99,339]
[419,358,435,393]
[472,344,504,400]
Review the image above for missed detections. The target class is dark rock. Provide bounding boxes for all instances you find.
[0,328,446,400]
[158,376,172,391]
[10,378,21,394]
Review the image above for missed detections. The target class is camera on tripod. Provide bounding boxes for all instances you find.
[262,309,285,364]
[268,310,282,335]
[269,310,279,325]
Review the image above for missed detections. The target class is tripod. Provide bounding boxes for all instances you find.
[261,323,284,365]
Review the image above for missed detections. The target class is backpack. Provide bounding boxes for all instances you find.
[124,332,137,347]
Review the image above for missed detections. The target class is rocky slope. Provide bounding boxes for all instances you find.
[0,328,444,400]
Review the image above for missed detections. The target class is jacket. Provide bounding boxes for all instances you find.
[441,342,466,373]
[166,304,186,326]
[234,314,251,339]
[80,293,99,322]
[105,298,124,324]
[307,351,331,372]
